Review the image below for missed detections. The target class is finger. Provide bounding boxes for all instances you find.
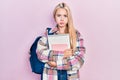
[64,49,71,51]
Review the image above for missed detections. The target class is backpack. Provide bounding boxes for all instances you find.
[29,28,53,74]
[29,36,45,74]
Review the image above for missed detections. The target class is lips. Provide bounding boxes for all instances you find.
[60,22,64,25]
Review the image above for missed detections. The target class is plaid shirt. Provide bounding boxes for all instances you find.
[36,29,85,80]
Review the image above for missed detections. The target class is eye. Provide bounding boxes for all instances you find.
[57,14,61,17]
[64,15,67,17]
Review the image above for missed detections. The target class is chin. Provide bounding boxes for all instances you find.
[59,25,65,27]
[59,26,65,28]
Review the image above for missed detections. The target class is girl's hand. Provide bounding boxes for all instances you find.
[48,61,57,67]
[64,49,73,58]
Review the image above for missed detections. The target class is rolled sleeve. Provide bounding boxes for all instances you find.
[67,31,86,70]
[36,36,52,63]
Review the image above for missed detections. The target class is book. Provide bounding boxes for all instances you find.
[47,34,70,51]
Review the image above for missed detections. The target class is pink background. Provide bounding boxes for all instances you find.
[0,0,120,80]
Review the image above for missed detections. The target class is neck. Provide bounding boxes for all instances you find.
[58,26,66,34]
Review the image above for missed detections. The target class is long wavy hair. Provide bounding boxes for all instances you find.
[53,2,77,50]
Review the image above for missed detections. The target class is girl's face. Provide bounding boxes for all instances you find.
[55,8,68,28]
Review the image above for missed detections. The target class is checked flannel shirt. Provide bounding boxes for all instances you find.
[36,28,85,80]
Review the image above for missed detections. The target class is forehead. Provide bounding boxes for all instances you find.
[56,8,67,14]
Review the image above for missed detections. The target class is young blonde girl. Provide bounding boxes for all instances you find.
[36,2,85,80]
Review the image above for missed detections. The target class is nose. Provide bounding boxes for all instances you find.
[60,16,64,21]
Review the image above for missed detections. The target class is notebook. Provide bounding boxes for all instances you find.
[47,34,70,52]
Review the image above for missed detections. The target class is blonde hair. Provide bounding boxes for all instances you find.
[53,2,77,50]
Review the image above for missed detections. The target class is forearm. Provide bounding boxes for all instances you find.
[36,49,52,63]
[48,50,70,70]
[67,47,85,70]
